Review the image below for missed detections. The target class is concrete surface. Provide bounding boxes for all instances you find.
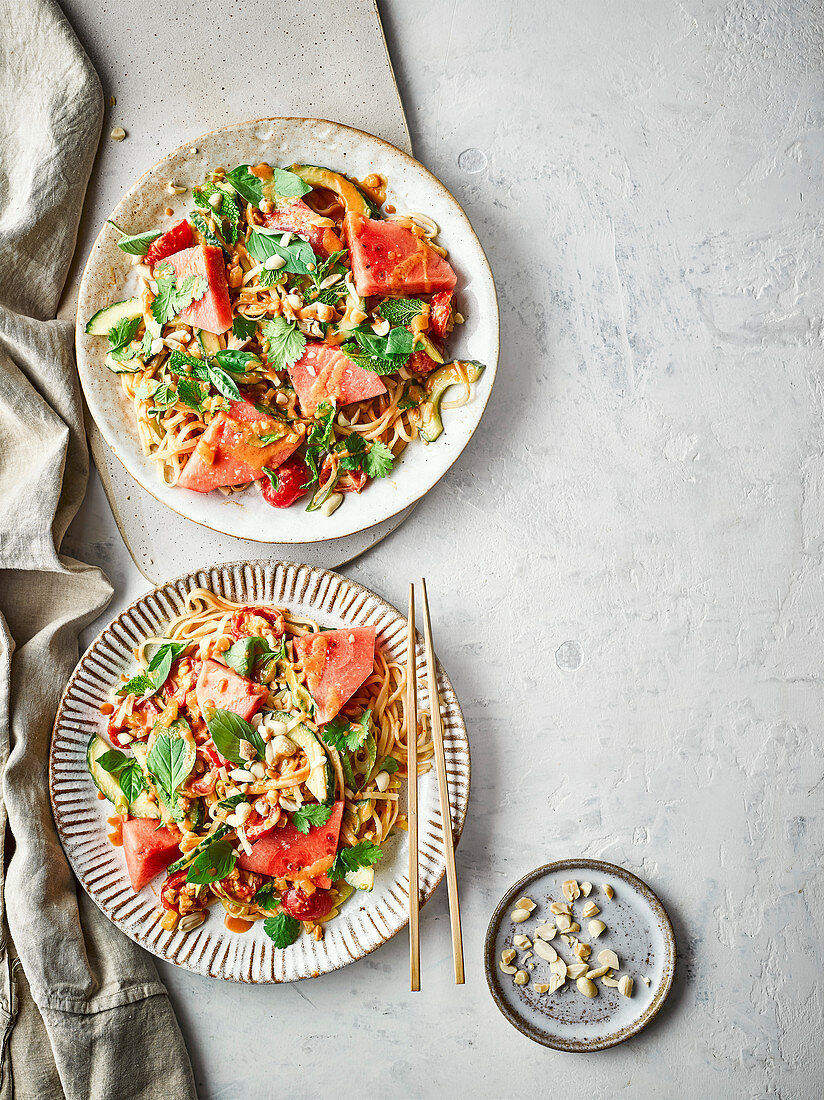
[62,1,824,1097]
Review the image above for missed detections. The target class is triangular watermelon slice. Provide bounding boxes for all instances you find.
[293,626,376,724]
[263,200,343,258]
[195,658,268,721]
[237,802,344,882]
[122,818,181,893]
[166,244,232,334]
[288,343,386,417]
[345,213,457,297]
[177,400,303,493]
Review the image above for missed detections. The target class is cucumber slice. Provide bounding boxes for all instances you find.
[418,360,486,443]
[86,735,159,819]
[345,866,374,891]
[197,330,222,357]
[85,298,142,336]
[287,723,329,802]
[104,348,144,374]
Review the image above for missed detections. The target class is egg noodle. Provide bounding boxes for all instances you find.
[101,589,433,943]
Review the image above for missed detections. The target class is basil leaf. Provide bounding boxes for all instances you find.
[205,362,241,401]
[97,748,130,773]
[109,222,161,256]
[223,637,263,677]
[379,756,399,775]
[214,349,260,373]
[263,912,301,947]
[147,730,192,808]
[205,708,265,763]
[247,230,316,276]
[186,837,237,885]
[119,760,146,802]
[224,164,263,206]
[267,167,312,199]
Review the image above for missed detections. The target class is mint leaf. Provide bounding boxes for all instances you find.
[363,441,394,479]
[261,316,306,372]
[190,210,228,255]
[109,222,161,256]
[205,707,265,763]
[377,298,424,326]
[247,230,316,276]
[168,348,241,402]
[320,710,371,754]
[151,382,178,409]
[222,636,281,678]
[263,912,301,947]
[330,840,383,881]
[186,836,237,885]
[232,315,258,341]
[177,377,207,410]
[108,315,141,351]
[290,803,333,835]
[192,183,240,244]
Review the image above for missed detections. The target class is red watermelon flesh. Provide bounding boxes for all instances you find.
[237,802,344,882]
[345,213,457,297]
[195,658,268,721]
[177,400,303,493]
[288,343,386,417]
[122,818,181,893]
[263,200,343,258]
[165,244,232,334]
[293,626,376,724]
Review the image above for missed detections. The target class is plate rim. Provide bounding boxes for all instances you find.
[75,116,500,543]
[483,858,676,1051]
[50,559,471,982]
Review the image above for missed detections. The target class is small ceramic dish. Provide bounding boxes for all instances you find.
[484,859,676,1051]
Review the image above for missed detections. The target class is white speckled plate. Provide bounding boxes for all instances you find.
[50,562,470,982]
[75,117,499,543]
[484,860,676,1050]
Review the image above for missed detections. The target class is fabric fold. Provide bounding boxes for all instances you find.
[0,1,196,1097]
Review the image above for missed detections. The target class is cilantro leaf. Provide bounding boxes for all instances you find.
[108,315,141,351]
[320,710,371,754]
[336,433,366,471]
[186,836,237,885]
[150,272,207,326]
[377,298,424,326]
[379,756,400,775]
[232,315,258,341]
[205,707,266,764]
[330,840,383,881]
[363,441,394,479]
[290,803,333,835]
[109,222,161,256]
[253,883,280,911]
[263,912,301,947]
[247,230,316,275]
[261,316,306,372]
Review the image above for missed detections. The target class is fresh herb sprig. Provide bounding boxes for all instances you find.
[151,270,208,326]
[330,840,383,881]
[205,707,266,764]
[320,710,372,754]
[96,748,146,803]
[290,803,333,835]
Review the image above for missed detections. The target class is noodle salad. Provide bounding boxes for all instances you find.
[84,160,485,517]
[87,591,432,946]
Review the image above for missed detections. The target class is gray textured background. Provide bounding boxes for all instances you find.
[62,1,824,1097]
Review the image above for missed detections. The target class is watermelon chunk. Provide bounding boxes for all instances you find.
[345,213,457,297]
[177,399,303,493]
[293,626,376,724]
[288,343,386,418]
[263,200,343,258]
[145,219,194,266]
[238,802,344,882]
[166,244,232,334]
[195,658,268,721]
[122,818,181,893]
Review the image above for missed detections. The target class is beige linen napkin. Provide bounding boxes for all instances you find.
[0,2,195,1097]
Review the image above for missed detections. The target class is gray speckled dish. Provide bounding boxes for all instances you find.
[75,117,499,543]
[484,860,676,1051]
[50,561,470,983]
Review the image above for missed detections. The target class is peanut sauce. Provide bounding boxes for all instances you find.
[99,702,114,715]
[97,791,106,801]
[224,915,253,933]
[107,815,124,847]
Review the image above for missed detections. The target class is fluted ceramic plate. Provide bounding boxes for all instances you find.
[484,860,676,1051]
[50,562,470,983]
[76,117,498,543]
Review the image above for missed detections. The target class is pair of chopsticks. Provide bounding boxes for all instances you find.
[406,578,464,991]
